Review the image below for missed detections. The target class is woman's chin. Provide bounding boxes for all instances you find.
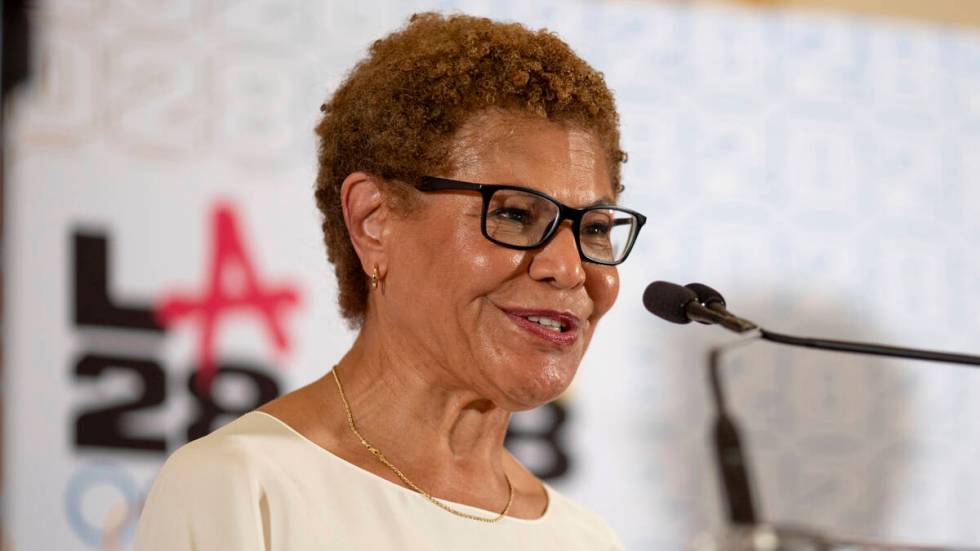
[494,360,578,411]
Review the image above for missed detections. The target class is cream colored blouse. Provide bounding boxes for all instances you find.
[135,411,623,550]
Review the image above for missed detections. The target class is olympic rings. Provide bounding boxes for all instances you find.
[65,463,144,549]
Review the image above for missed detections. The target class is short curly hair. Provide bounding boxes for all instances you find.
[314,12,625,326]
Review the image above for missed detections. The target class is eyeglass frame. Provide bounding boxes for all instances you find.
[416,176,647,266]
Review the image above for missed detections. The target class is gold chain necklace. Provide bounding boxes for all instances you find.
[331,367,515,523]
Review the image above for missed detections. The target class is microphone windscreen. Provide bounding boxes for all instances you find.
[643,281,696,324]
[685,282,726,307]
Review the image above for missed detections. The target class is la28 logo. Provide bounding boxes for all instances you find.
[71,204,296,451]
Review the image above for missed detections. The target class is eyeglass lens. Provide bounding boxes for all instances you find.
[485,188,638,263]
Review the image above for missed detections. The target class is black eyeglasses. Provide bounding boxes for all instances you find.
[417,176,646,266]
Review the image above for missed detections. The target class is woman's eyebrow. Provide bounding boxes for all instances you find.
[586,196,616,207]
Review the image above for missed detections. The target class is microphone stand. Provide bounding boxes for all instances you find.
[708,335,762,526]
[706,326,980,535]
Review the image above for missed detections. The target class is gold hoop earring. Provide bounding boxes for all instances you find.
[369,266,379,290]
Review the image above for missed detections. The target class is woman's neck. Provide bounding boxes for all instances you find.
[335,318,512,477]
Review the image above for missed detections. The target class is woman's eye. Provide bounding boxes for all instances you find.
[583,222,611,236]
[491,207,533,224]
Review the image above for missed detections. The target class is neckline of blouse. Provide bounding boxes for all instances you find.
[248,410,556,525]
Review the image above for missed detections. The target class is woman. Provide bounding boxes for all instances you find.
[136,12,645,550]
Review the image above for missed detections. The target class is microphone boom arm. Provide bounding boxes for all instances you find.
[758,329,980,368]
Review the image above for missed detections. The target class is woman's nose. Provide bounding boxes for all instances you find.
[528,224,586,289]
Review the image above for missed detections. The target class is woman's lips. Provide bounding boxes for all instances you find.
[501,308,581,346]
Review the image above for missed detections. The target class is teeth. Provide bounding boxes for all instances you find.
[526,315,564,332]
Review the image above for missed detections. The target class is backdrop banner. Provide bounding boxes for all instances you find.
[5,1,980,549]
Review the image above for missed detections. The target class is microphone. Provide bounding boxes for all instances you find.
[643,281,756,333]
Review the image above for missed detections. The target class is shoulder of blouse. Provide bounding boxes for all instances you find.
[155,412,273,480]
[135,414,276,551]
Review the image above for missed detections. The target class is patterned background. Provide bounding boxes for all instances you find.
[5,0,980,549]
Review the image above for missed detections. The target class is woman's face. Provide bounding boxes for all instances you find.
[382,112,620,410]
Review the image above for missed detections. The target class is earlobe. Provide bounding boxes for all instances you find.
[340,172,388,274]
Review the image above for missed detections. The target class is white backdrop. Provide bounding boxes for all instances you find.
[5,0,980,549]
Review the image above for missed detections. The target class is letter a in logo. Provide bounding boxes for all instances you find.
[157,203,300,392]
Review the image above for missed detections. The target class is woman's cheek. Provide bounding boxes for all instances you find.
[588,266,620,321]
